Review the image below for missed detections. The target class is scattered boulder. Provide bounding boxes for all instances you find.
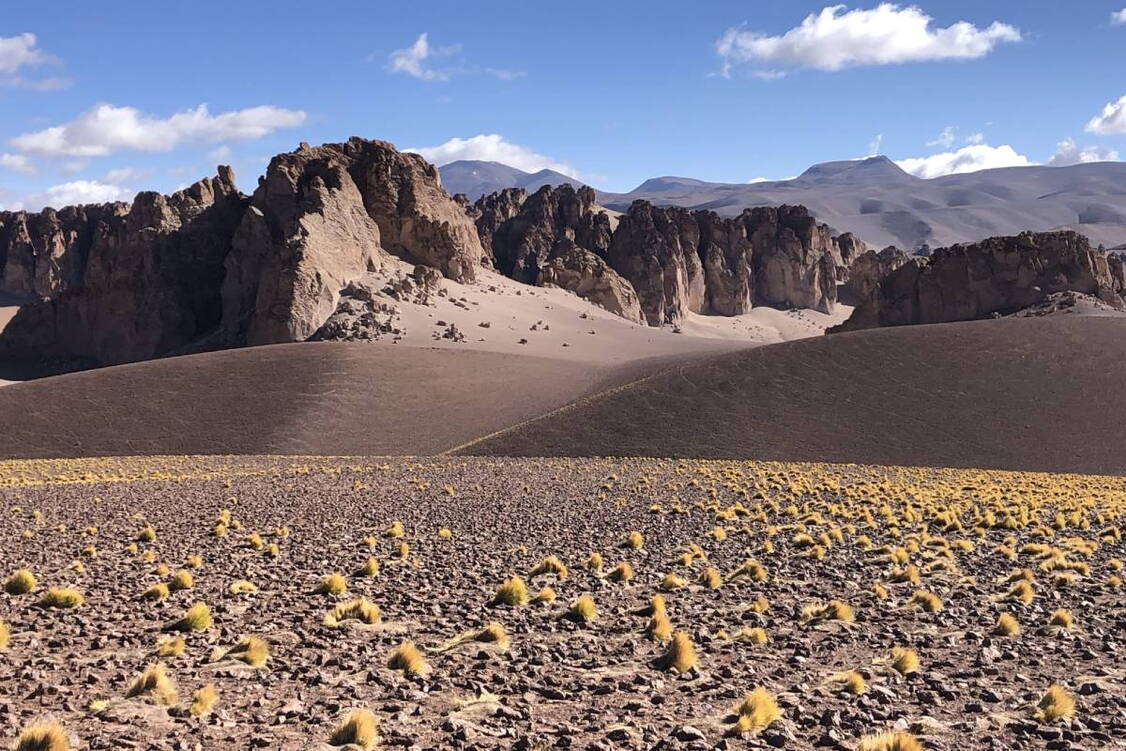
[831,231,1126,332]
[310,280,401,342]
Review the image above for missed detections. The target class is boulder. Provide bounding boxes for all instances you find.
[536,242,644,323]
[842,246,909,304]
[831,231,1126,332]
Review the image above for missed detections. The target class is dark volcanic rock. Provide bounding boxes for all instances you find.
[746,205,839,314]
[831,230,1126,332]
[842,246,910,304]
[471,188,527,264]
[0,169,246,367]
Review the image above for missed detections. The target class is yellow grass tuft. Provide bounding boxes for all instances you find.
[265,543,280,559]
[890,647,919,675]
[908,590,943,613]
[529,555,569,580]
[329,709,379,749]
[314,573,347,596]
[396,542,409,561]
[608,562,634,582]
[872,582,889,600]
[1048,608,1074,629]
[889,565,920,584]
[0,619,9,651]
[229,579,258,595]
[167,602,212,632]
[356,557,380,578]
[658,630,698,673]
[14,723,70,751]
[39,587,83,609]
[245,532,264,550]
[225,636,269,667]
[387,641,428,677]
[646,611,673,641]
[731,559,769,582]
[476,622,510,650]
[1005,579,1034,605]
[625,531,643,549]
[4,568,37,595]
[587,552,604,571]
[143,583,170,601]
[168,570,193,592]
[324,597,381,627]
[734,626,768,645]
[994,613,1021,636]
[493,576,529,606]
[126,663,178,705]
[801,600,854,624]
[187,684,217,716]
[699,567,723,589]
[137,526,157,543]
[661,573,688,590]
[856,731,923,751]
[733,686,781,734]
[829,670,867,695]
[1036,684,1076,722]
[533,586,557,604]
[568,594,598,622]
[437,528,452,540]
[385,521,404,538]
[156,636,185,657]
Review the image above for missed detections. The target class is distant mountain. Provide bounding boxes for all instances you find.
[438,160,585,199]
[597,157,1126,252]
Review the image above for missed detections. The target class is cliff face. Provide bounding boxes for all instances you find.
[746,205,838,314]
[831,231,1126,332]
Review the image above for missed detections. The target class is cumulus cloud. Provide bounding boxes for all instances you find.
[10,103,307,157]
[1112,9,1126,25]
[0,153,35,175]
[1047,138,1120,167]
[1085,95,1126,135]
[895,143,1033,178]
[716,4,1020,74]
[13,180,132,211]
[405,134,578,177]
[0,33,52,73]
[386,33,524,82]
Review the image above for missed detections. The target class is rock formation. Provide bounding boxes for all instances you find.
[834,232,868,281]
[536,241,644,323]
[746,205,838,314]
[469,188,526,263]
[842,245,909,304]
[831,231,1126,332]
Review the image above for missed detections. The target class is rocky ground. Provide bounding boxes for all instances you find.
[0,456,1123,750]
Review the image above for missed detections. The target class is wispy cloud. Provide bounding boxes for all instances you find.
[717,4,1020,76]
[1047,137,1119,166]
[0,33,68,90]
[1086,94,1126,135]
[385,33,525,82]
[1111,8,1126,25]
[405,134,577,176]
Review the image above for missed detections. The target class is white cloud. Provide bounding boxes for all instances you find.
[0,33,52,74]
[1047,138,1120,167]
[10,103,307,157]
[717,4,1020,73]
[927,126,956,149]
[388,33,460,81]
[868,133,884,156]
[208,144,233,162]
[1085,95,1126,135]
[1112,9,1126,25]
[16,180,132,211]
[102,167,148,185]
[0,153,35,175]
[964,131,985,145]
[895,143,1033,178]
[405,134,579,177]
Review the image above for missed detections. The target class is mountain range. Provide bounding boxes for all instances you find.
[439,156,1126,252]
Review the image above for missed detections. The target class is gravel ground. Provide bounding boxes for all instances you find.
[0,456,1123,750]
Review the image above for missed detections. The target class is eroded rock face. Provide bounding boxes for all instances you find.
[0,205,122,300]
[834,232,868,282]
[471,188,526,264]
[842,246,909,304]
[536,242,644,323]
[831,231,1126,332]
[1,169,246,367]
[746,205,838,314]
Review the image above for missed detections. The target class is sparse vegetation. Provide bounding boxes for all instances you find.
[14,723,70,751]
[493,575,529,606]
[125,663,178,705]
[329,709,379,749]
[387,641,428,677]
[4,568,37,595]
[732,687,781,734]
[39,587,83,609]
[658,630,698,673]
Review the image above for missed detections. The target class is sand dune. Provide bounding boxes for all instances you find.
[460,316,1126,475]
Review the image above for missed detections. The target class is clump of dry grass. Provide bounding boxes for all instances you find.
[661,573,688,591]
[143,583,170,601]
[646,611,673,641]
[750,595,770,613]
[856,732,923,751]
[396,542,409,561]
[734,626,768,645]
[994,613,1021,636]
[265,543,280,559]
[699,567,723,589]
[493,576,529,606]
[185,555,202,569]
[533,586,556,604]
[0,619,10,651]
[387,641,428,677]
[872,582,889,600]
[137,526,157,543]
[475,622,510,650]
[38,588,83,609]
[889,647,919,675]
[229,580,258,595]
[732,687,781,734]
[658,631,698,673]
[14,723,70,751]
[828,670,867,695]
[314,573,347,596]
[1048,608,1074,629]
[324,597,381,627]
[166,602,212,632]
[245,532,264,550]
[908,590,943,613]
[4,568,37,595]
[186,684,217,716]
[889,565,920,584]
[1036,684,1076,722]
[586,552,604,571]
[624,531,643,550]
[437,528,452,540]
[156,636,185,657]
[568,595,598,622]
[1005,579,1034,605]
[224,636,269,667]
[731,559,768,582]
[126,663,178,705]
[607,562,634,582]
[801,600,854,624]
[529,555,568,580]
[329,709,379,749]
[168,570,193,592]
[385,521,404,538]
[356,557,380,578]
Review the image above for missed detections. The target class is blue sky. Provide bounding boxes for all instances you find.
[2,1,1125,207]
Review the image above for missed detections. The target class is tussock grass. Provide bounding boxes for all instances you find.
[908,590,942,612]
[529,555,568,580]
[994,613,1021,636]
[872,582,889,600]
[156,636,185,657]
[889,565,920,584]
[568,595,598,622]
[890,647,919,675]
[1036,684,1076,722]
[533,586,557,604]
[225,636,269,667]
[356,557,380,578]
[731,559,768,582]
[265,543,280,559]
[734,626,768,645]
[245,532,264,550]
[1048,608,1074,629]
[0,619,9,651]
[184,555,202,569]
[229,580,258,595]
[732,687,781,734]
[437,528,452,540]
[646,611,673,641]
[750,595,770,613]
[39,588,83,609]
[137,526,157,543]
[699,567,723,589]
[387,641,428,677]
[801,600,854,624]
[314,573,348,596]
[658,630,697,673]
[14,723,70,751]
[586,552,604,571]
[166,602,212,632]
[396,542,409,561]
[608,562,634,582]
[828,670,867,695]
[1005,579,1034,605]
[660,573,688,591]
[493,576,529,606]
[329,709,379,749]
[143,583,170,601]
[187,684,217,716]
[4,568,37,595]
[624,531,643,550]
[324,597,381,627]
[856,732,923,751]
[126,663,178,705]
[168,570,193,592]
[385,521,405,538]
[475,622,510,650]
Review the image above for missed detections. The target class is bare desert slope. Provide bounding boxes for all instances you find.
[460,316,1126,475]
